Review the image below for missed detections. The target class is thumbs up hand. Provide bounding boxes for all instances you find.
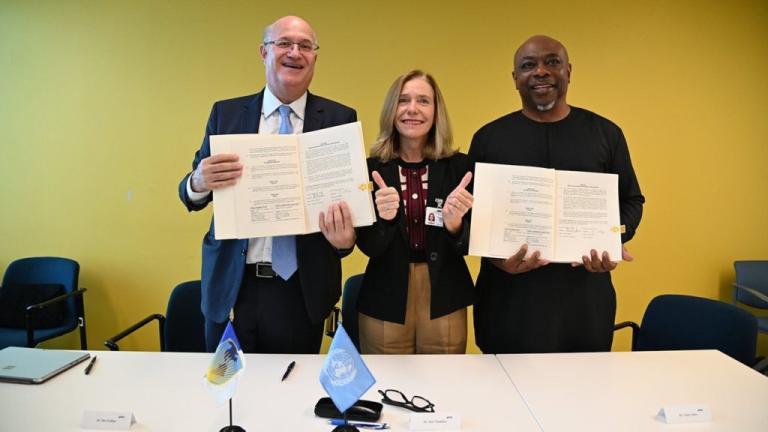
[371,171,400,221]
[443,171,474,235]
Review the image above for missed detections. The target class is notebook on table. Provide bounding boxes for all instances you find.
[0,346,90,384]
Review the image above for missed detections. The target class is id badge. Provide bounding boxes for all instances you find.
[425,207,443,227]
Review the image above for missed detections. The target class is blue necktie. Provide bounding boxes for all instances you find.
[272,105,297,280]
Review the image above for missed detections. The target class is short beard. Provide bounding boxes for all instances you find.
[536,100,556,112]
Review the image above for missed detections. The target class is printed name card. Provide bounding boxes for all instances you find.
[409,412,461,430]
[657,404,712,424]
[81,411,137,430]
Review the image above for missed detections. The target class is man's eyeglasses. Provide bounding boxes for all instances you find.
[263,39,319,53]
[378,389,435,413]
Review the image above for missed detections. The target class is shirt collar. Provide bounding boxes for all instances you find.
[262,86,307,120]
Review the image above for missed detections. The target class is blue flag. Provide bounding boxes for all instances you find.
[205,321,246,404]
[320,323,376,413]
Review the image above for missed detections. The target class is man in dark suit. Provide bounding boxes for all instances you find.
[178,16,357,353]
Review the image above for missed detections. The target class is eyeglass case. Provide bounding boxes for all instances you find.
[314,397,383,421]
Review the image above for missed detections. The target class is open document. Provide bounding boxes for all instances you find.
[469,163,623,262]
[210,122,375,240]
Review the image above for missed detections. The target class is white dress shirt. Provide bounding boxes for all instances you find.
[186,87,307,264]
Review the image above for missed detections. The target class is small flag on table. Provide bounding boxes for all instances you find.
[320,323,376,413]
[205,321,246,405]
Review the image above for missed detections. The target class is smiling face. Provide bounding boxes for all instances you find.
[259,16,317,103]
[394,76,436,149]
[513,35,572,121]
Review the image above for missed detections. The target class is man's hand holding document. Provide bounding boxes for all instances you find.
[469,162,624,263]
[210,122,375,240]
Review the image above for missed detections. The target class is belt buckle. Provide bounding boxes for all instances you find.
[255,262,276,278]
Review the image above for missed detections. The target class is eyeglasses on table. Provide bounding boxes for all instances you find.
[378,389,435,413]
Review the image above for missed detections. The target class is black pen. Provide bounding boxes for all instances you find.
[84,355,97,375]
[281,360,295,381]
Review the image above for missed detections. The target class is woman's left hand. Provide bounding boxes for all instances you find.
[444,172,473,235]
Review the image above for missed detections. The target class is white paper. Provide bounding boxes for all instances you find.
[469,163,622,262]
[409,412,461,430]
[470,163,556,259]
[553,169,621,262]
[210,122,375,239]
[81,410,136,430]
[299,122,375,232]
[211,134,304,239]
[657,404,712,424]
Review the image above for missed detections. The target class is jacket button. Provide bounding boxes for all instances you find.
[241,249,247,256]
[430,252,438,261]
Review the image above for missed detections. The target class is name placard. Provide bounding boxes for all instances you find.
[657,404,712,424]
[409,412,461,430]
[81,411,137,430]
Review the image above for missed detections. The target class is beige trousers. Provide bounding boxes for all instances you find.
[359,263,467,354]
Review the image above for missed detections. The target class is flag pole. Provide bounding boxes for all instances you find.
[219,398,246,432]
[330,410,359,432]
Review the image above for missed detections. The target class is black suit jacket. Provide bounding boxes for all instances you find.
[178,90,357,324]
[355,153,475,323]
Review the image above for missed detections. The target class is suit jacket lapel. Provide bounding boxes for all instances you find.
[427,159,446,209]
[378,160,409,243]
[241,90,264,133]
[378,160,401,196]
[303,92,323,132]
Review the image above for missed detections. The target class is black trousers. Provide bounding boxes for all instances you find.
[204,264,323,354]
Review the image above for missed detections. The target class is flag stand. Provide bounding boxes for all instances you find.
[219,398,246,432]
[331,411,359,432]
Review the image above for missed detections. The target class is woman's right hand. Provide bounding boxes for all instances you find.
[371,171,400,221]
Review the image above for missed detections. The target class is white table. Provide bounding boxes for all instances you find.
[497,350,768,431]
[0,352,541,431]
[5,350,765,431]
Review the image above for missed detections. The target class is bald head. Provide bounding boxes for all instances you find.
[512,35,572,122]
[514,35,568,70]
[263,16,317,46]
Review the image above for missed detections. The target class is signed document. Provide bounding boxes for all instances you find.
[210,122,375,240]
[469,163,622,262]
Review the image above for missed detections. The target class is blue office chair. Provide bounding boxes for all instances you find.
[341,274,363,350]
[104,280,205,352]
[733,261,768,334]
[614,294,757,366]
[0,257,87,350]
[732,261,768,372]
[326,274,363,350]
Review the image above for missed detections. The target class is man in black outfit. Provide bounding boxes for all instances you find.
[469,35,645,354]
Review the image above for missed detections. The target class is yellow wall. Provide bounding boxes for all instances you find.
[1,0,767,354]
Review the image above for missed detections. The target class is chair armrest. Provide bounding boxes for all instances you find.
[613,321,640,351]
[732,283,768,304]
[23,288,88,348]
[325,306,340,337]
[25,287,86,314]
[753,357,768,374]
[104,314,166,351]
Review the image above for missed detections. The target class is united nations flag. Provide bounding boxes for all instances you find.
[320,323,376,413]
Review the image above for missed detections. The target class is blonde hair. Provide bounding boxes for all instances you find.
[370,70,455,162]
